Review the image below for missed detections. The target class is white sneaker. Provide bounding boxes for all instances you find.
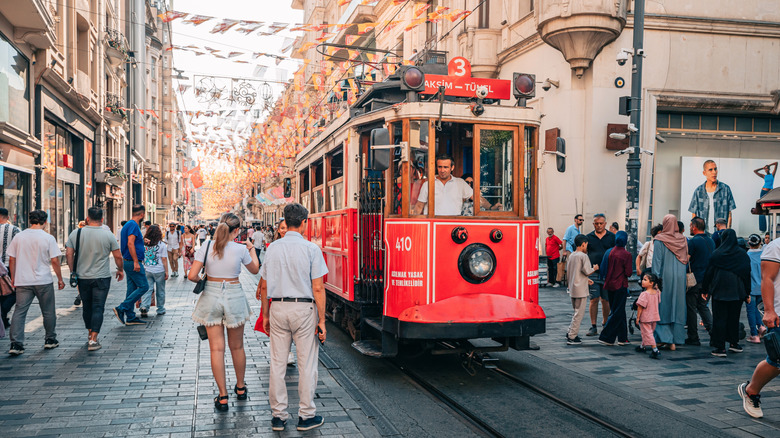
[738,382,763,418]
[88,340,102,351]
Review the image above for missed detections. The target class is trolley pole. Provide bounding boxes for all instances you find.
[625,0,645,271]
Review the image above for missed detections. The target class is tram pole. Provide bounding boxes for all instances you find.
[625,0,645,273]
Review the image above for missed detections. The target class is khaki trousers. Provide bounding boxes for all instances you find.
[568,297,588,339]
[167,248,179,272]
[269,301,319,421]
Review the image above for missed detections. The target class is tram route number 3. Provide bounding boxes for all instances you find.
[395,236,412,252]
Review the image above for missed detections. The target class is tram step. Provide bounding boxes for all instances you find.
[351,340,384,357]
[363,317,383,333]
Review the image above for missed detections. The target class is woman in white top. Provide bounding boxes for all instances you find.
[189,213,260,412]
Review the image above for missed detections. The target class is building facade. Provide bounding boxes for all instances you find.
[288,0,780,248]
[0,0,195,246]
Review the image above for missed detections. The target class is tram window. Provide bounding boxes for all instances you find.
[329,182,343,210]
[524,126,537,217]
[390,122,403,215]
[409,120,429,209]
[478,129,514,212]
[313,162,324,187]
[300,170,309,192]
[330,151,344,178]
[327,149,344,210]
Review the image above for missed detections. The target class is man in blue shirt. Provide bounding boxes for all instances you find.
[112,204,149,325]
[685,216,715,346]
[563,214,584,254]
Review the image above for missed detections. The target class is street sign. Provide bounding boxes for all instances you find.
[421,57,511,100]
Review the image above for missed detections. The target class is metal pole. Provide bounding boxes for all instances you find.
[625,0,645,271]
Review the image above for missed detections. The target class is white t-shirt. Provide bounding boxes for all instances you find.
[195,241,252,278]
[7,229,62,287]
[707,190,715,233]
[143,242,168,274]
[417,177,473,216]
[761,238,780,314]
[196,228,208,240]
[253,232,265,249]
[166,229,181,250]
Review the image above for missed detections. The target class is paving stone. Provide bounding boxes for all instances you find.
[0,265,379,437]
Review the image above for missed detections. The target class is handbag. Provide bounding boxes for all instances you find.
[765,329,780,364]
[0,259,13,297]
[686,263,697,290]
[192,241,211,294]
[70,228,82,288]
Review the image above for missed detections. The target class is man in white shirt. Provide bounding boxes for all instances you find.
[196,225,208,246]
[252,226,265,261]
[413,155,496,216]
[166,223,183,277]
[7,210,65,355]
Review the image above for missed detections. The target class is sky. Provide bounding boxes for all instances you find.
[167,0,304,167]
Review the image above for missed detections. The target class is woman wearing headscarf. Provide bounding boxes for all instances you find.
[702,229,751,357]
[652,214,689,350]
[598,231,633,346]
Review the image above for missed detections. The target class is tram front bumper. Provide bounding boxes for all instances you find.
[386,294,546,340]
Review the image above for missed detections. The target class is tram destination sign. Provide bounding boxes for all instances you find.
[420,57,511,100]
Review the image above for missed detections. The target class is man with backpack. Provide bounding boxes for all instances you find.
[66,207,124,351]
[0,207,20,329]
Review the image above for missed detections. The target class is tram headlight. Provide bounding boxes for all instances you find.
[457,243,497,284]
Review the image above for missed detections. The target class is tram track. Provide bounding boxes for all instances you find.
[390,353,640,438]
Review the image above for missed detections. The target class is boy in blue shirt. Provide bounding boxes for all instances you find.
[745,234,764,343]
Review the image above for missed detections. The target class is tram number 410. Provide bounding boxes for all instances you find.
[395,236,413,252]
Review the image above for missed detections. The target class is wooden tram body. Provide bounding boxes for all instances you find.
[294,70,545,357]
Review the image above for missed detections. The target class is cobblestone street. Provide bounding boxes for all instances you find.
[0,267,379,438]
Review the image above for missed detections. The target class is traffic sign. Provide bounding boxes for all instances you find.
[420,57,511,100]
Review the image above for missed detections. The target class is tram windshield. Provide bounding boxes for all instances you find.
[389,119,533,219]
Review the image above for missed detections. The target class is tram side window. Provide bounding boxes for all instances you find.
[313,161,325,213]
[391,122,403,215]
[524,126,537,217]
[409,120,429,211]
[478,129,513,212]
[328,150,344,211]
[299,169,310,211]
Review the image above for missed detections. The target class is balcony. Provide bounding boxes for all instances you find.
[0,0,56,49]
[104,93,129,131]
[104,28,128,67]
[95,156,127,187]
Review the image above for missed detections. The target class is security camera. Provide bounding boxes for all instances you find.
[627,123,638,133]
[616,49,632,66]
[541,79,559,91]
[609,133,627,140]
[655,134,667,143]
[614,147,633,157]
[475,86,489,99]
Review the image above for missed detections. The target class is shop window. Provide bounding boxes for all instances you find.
[718,116,735,131]
[700,115,717,131]
[754,118,770,132]
[0,170,29,229]
[0,34,30,131]
[736,116,753,132]
[682,115,699,130]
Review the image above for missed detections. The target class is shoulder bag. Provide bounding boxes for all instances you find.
[192,241,211,294]
[686,263,697,290]
[69,228,82,288]
[0,259,14,297]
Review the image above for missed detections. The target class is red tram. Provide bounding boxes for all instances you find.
[294,59,545,357]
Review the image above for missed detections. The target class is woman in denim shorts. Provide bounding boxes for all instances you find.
[189,213,260,412]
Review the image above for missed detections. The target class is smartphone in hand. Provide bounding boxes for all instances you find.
[317,326,325,345]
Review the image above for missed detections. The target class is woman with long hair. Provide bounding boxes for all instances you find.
[703,229,751,357]
[273,219,287,242]
[652,214,689,350]
[182,225,196,275]
[189,213,260,412]
[140,225,168,317]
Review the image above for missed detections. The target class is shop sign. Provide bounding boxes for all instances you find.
[421,57,511,100]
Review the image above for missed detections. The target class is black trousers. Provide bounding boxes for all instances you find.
[0,292,15,328]
[78,278,111,333]
[711,299,743,349]
[685,284,713,341]
[599,287,628,343]
[547,257,559,285]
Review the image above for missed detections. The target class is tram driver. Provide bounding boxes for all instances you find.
[413,155,499,216]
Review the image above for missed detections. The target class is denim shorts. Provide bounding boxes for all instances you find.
[588,274,608,300]
[767,327,780,369]
[192,281,252,328]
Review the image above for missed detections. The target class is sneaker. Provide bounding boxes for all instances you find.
[87,340,102,351]
[8,342,24,355]
[139,308,148,317]
[112,307,126,325]
[617,340,631,346]
[297,415,324,431]
[74,295,81,306]
[287,351,296,366]
[738,382,763,418]
[597,339,614,346]
[566,336,582,345]
[271,417,287,431]
[649,350,661,359]
[586,326,598,336]
[125,317,147,325]
[157,310,166,315]
[44,338,59,349]
[684,338,701,346]
[729,344,744,353]
[635,346,647,353]
[746,335,761,344]
[711,348,727,357]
